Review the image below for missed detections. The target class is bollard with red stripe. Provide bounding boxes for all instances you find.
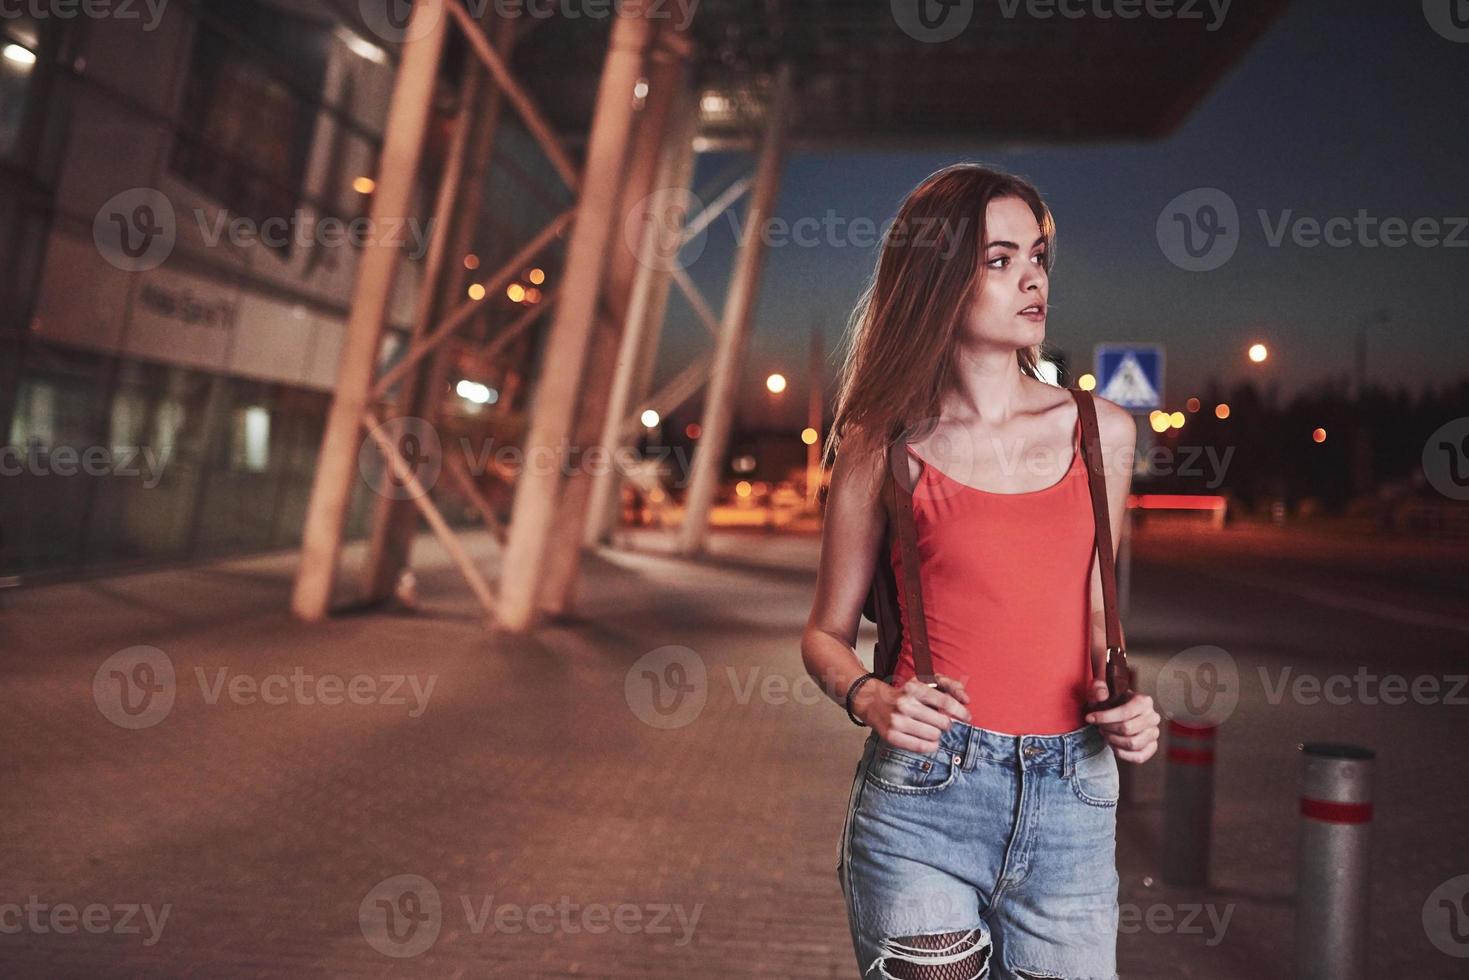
[1295,742,1374,980]
[1162,718,1217,887]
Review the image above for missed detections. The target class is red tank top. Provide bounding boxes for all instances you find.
[889,411,1094,735]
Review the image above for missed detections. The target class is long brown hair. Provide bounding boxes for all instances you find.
[823,163,1056,471]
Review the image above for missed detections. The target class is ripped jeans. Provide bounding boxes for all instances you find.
[838,720,1120,980]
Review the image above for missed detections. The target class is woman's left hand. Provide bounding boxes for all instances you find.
[1084,681,1161,764]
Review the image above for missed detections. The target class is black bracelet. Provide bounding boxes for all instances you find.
[844,671,880,726]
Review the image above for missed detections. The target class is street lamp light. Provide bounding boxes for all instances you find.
[1247,343,1268,363]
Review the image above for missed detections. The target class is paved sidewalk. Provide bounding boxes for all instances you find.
[0,526,1462,976]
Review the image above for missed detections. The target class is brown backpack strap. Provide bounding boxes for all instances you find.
[1072,388,1131,709]
[884,440,938,686]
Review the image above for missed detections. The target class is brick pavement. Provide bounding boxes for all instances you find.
[3,526,1462,977]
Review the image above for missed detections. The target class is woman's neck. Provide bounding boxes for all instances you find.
[943,347,1027,425]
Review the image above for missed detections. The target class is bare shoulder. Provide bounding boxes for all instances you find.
[1091,393,1137,452]
[829,423,889,504]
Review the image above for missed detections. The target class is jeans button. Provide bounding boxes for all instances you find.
[952,753,962,765]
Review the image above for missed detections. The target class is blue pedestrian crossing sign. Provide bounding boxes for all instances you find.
[1093,345,1163,411]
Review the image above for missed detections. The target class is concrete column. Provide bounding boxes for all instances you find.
[496,6,656,632]
[291,0,448,622]
[584,69,700,547]
[676,63,792,557]
[362,64,485,605]
[361,16,518,605]
[536,26,693,615]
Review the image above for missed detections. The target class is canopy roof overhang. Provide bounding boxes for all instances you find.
[496,0,1291,151]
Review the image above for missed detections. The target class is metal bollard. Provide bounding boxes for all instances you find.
[1295,742,1375,980]
[1116,666,1140,805]
[1162,719,1216,887]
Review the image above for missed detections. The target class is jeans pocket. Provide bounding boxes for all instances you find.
[864,742,960,795]
[1070,743,1120,807]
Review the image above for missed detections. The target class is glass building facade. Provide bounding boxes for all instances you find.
[0,0,569,580]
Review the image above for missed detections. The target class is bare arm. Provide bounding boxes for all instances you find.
[800,429,970,753]
[1082,398,1161,763]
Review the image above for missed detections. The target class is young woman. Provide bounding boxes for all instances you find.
[802,164,1162,980]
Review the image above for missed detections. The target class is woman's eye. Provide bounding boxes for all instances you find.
[1032,251,1048,264]
[987,255,1009,269]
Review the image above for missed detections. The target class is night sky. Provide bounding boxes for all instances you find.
[657,0,1469,429]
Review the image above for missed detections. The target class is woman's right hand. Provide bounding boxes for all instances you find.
[853,675,972,754]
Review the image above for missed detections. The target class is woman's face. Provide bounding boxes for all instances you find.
[961,195,1049,351]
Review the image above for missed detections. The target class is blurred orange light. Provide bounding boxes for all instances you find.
[506,283,526,303]
[527,267,545,285]
[685,422,701,439]
[1312,427,1327,443]
[524,287,541,304]
[1215,403,1231,420]
[1169,411,1185,429]
[1248,343,1268,363]
[1077,373,1096,391]
[766,373,787,394]
[801,427,818,445]
[352,176,375,194]
[463,254,480,270]
[467,283,486,301]
[735,481,752,498]
[1186,397,1200,412]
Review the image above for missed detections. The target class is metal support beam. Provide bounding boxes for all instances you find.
[291,0,448,622]
[445,0,580,193]
[676,63,793,557]
[586,78,702,545]
[539,24,693,612]
[361,410,498,620]
[371,210,573,400]
[495,6,657,631]
[360,14,520,606]
[362,57,488,605]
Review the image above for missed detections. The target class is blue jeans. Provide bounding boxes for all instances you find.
[838,720,1120,979]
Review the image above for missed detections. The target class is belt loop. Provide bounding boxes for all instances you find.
[1063,733,1075,779]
